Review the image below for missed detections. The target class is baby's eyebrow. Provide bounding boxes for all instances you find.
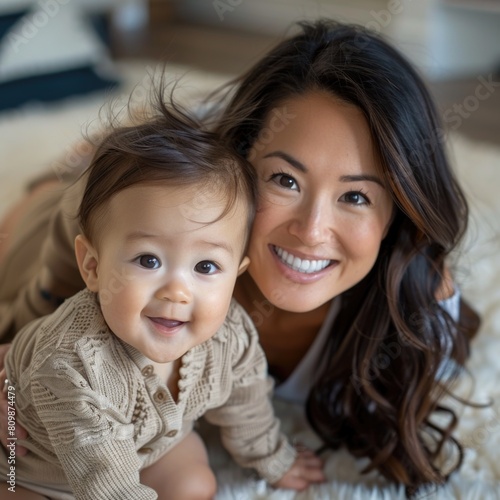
[124,231,158,241]
[340,174,385,188]
[124,232,235,255]
[200,240,234,256]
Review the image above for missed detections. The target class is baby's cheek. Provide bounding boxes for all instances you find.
[199,289,233,322]
[98,286,136,332]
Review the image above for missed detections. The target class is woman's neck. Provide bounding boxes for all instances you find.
[234,272,332,381]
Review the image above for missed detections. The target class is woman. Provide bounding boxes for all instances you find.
[211,20,481,492]
[0,20,479,495]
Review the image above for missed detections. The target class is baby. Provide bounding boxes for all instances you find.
[1,94,324,499]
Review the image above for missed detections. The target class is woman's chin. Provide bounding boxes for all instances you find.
[249,266,340,314]
[257,283,333,313]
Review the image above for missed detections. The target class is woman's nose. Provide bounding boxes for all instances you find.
[288,200,333,247]
[155,276,192,304]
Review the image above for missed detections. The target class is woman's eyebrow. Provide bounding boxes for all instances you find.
[263,151,307,172]
[340,174,385,188]
[263,151,385,187]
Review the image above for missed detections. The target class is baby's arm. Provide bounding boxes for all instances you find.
[204,368,325,490]
[203,303,325,489]
[55,435,156,500]
[30,362,156,499]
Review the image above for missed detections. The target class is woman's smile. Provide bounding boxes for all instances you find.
[272,245,335,274]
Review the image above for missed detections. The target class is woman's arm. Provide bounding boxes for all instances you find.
[0,176,86,343]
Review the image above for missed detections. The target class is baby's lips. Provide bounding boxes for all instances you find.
[149,317,185,328]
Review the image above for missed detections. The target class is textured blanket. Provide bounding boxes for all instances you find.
[0,61,499,499]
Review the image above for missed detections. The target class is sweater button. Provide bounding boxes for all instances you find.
[139,447,153,454]
[166,430,178,438]
[154,389,167,403]
[141,365,154,377]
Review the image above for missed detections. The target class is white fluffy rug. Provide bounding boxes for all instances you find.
[1,61,499,499]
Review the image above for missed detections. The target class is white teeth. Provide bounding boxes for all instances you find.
[274,246,331,274]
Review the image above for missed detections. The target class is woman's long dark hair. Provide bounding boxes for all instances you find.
[211,20,480,493]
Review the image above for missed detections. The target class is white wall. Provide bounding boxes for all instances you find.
[177,0,387,35]
[429,3,500,78]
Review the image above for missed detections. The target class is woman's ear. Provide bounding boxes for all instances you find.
[74,234,99,292]
[237,256,250,276]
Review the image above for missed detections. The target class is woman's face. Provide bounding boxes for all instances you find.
[246,91,394,312]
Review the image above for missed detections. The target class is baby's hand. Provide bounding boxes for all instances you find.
[272,447,325,491]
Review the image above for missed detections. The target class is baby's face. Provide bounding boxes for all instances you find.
[89,183,249,364]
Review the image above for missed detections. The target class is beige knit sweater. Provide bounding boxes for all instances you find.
[3,289,295,499]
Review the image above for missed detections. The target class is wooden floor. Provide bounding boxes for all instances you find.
[112,21,500,147]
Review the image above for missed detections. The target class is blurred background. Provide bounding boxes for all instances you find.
[1,4,500,497]
[143,0,500,145]
[0,0,499,143]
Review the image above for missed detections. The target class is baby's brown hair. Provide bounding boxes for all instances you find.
[78,80,256,248]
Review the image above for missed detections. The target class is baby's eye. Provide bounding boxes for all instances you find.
[339,191,370,205]
[137,255,161,269]
[270,173,299,191]
[194,261,220,275]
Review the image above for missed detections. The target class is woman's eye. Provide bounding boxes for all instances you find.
[270,173,298,191]
[138,255,161,269]
[340,191,370,205]
[194,261,220,275]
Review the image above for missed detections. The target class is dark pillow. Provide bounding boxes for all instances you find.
[0,4,119,112]
[0,9,28,40]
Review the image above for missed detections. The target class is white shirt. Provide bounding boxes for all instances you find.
[274,290,461,404]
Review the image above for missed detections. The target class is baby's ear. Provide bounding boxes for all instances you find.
[74,234,99,292]
[237,256,250,276]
